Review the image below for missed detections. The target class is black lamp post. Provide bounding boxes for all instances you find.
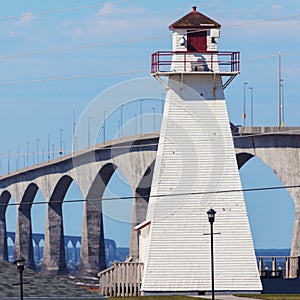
[14,255,26,300]
[207,208,216,300]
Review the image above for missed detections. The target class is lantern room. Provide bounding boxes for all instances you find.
[151,6,240,84]
[169,6,221,53]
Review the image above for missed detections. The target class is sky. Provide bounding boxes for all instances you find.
[1,0,300,250]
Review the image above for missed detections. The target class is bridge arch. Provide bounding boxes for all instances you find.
[77,162,118,278]
[130,159,155,257]
[238,154,294,250]
[236,152,254,169]
[6,195,16,262]
[14,183,39,270]
[235,143,299,255]
[41,174,75,275]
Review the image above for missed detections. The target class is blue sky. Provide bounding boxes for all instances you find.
[1,0,300,249]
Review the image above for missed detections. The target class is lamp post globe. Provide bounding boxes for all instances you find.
[14,255,26,271]
[207,208,216,223]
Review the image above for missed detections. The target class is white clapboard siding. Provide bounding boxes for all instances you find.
[141,74,262,293]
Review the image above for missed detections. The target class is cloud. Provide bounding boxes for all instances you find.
[60,4,159,40]
[272,4,283,10]
[98,2,116,15]
[8,30,17,38]
[61,20,71,28]
[98,2,145,16]
[16,12,34,26]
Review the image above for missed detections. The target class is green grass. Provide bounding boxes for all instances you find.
[109,296,204,300]
[108,295,300,300]
[236,295,300,299]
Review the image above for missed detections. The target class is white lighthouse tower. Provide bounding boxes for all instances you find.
[137,7,262,294]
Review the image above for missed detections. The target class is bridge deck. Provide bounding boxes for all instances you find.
[236,126,300,135]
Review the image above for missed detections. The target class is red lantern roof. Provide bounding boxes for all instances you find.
[169,6,221,30]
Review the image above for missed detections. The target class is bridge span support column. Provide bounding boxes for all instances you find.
[14,184,38,270]
[0,204,8,261]
[15,204,35,270]
[41,176,73,275]
[77,200,106,278]
[0,192,10,261]
[129,189,149,258]
[290,190,300,257]
[41,200,68,275]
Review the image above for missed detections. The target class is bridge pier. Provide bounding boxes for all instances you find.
[40,177,72,275]
[129,189,149,258]
[14,184,38,270]
[0,192,10,261]
[41,200,68,275]
[77,200,106,278]
[0,208,8,261]
[15,204,35,270]
[129,161,154,258]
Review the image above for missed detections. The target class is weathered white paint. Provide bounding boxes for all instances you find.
[140,73,262,293]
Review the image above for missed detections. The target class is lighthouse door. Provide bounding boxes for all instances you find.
[187,30,207,52]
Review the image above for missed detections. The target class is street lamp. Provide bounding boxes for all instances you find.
[8,149,11,173]
[87,118,91,148]
[26,142,29,167]
[48,134,51,160]
[140,99,143,134]
[103,110,107,143]
[51,144,54,159]
[207,208,216,300]
[17,146,20,170]
[243,82,248,126]
[120,105,124,138]
[134,114,137,135]
[280,79,285,126]
[117,120,121,138]
[249,87,254,127]
[14,255,26,300]
[152,107,156,132]
[60,129,63,155]
[36,138,40,163]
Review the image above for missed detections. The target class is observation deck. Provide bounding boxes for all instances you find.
[151,50,240,88]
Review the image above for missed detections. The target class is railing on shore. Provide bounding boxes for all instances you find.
[257,256,299,279]
[99,261,144,297]
[98,255,298,296]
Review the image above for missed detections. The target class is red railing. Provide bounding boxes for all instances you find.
[151,51,240,74]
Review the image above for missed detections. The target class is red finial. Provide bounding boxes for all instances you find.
[192,6,197,12]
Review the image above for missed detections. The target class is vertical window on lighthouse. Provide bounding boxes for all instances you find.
[187,30,207,52]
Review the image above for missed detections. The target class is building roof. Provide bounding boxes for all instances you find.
[0,259,99,299]
[169,6,221,30]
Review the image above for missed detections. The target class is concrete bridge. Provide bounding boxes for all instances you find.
[0,134,158,278]
[0,127,300,278]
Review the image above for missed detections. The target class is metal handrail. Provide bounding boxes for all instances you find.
[151,50,240,74]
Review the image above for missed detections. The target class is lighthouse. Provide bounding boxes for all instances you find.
[136,7,262,294]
